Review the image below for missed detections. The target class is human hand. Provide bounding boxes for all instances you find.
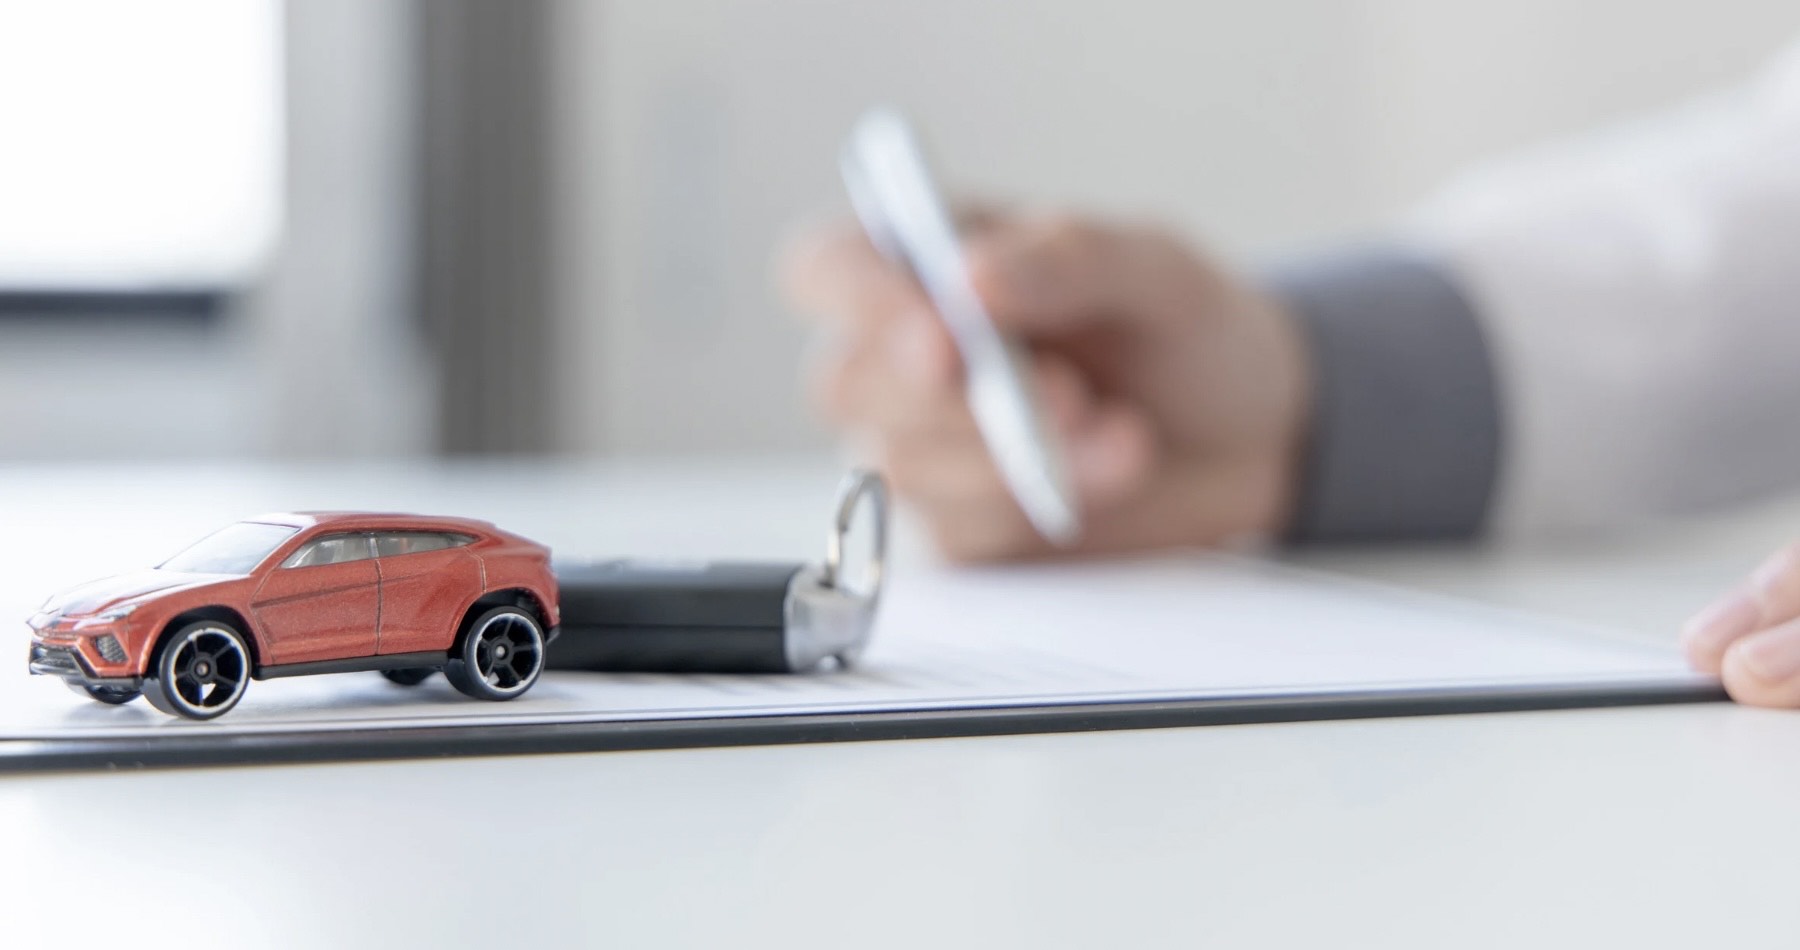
[1682,543,1800,707]
[780,210,1311,561]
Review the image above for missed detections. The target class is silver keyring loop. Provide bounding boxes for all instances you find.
[822,469,887,599]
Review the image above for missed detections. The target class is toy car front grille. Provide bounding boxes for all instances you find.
[29,644,79,673]
[95,635,127,664]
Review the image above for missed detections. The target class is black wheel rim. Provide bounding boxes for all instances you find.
[167,626,248,713]
[472,612,541,694]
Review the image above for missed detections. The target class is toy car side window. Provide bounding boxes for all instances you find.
[375,531,476,558]
[281,533,376,569]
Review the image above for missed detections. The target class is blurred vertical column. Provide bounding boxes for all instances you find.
[251,0,433,458]
[414,0,558,455]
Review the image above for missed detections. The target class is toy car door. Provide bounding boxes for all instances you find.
[372,530,483,655]
[250,532,382,665]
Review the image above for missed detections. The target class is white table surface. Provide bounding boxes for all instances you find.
[4,457,1799,949]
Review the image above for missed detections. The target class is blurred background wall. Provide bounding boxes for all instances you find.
[2,0,1796,461]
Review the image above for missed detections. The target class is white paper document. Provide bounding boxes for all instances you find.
[0,555,1713,750]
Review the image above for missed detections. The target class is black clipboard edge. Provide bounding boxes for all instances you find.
[0,679,1726,775]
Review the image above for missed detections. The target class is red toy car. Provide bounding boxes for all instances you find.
[26,512,560,720]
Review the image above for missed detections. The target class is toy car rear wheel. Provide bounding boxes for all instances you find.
[143,620,251,720]
[380,667,435,686]
[64,680,141,705]
[444,605,544,702]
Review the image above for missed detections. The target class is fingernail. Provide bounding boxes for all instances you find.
[1733,626,1800,682]
[1680,592,1761,652]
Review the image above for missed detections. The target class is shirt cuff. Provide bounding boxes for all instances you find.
[1264,245,1502,543]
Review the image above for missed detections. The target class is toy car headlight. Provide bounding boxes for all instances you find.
[95,604,140,622]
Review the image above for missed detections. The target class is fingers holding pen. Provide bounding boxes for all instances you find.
[873,354,1155,542]
[786,210,1161,559]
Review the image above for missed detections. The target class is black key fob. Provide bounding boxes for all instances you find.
[547,471,886,674]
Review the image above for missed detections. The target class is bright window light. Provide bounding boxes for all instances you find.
[0,0,282,290]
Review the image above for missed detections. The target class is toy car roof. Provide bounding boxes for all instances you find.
[243,512,502,534]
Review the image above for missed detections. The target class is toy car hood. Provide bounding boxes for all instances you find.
[36,569,234,619]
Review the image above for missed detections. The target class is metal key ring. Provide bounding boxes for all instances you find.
[821,469,887,599]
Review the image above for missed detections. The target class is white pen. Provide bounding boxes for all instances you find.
[840,108,1080,544]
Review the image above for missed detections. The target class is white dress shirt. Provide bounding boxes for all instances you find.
[1418,41,1800,536]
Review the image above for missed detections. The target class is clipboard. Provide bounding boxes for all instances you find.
[0,556,1721,772]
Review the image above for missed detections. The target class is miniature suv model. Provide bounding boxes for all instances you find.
[26,512,560,720]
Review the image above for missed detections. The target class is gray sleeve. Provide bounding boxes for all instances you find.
[1262,245,1502,543]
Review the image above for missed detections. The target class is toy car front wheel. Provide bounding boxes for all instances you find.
[64,680,141,705]
[143,620,252,720]
[380,667,435,686]
[444,605,545,701]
